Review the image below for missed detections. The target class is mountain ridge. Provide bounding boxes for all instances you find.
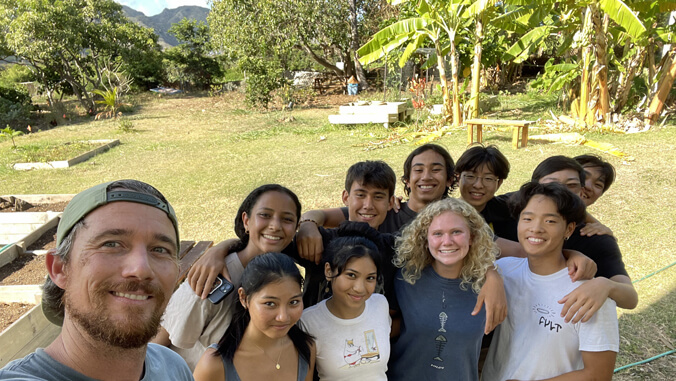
[121,5,209,48]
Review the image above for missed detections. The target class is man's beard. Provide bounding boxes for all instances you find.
[65,280,167,349]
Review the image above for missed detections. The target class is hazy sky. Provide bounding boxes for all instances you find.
[117,1,210,17]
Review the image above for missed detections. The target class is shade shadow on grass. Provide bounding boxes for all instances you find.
[614,287,676,380]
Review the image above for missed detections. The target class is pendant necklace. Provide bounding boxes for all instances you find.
[254,342,284,370]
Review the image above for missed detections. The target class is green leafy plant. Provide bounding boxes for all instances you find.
[117,117,134,133]
[1,125,23,148]
[93,87,131,119]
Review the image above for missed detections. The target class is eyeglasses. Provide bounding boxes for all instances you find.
[461,173,499,185]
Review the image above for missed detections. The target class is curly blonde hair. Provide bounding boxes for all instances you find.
[393,198,498,293]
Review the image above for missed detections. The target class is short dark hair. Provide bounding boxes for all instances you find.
[345,161,396,197]
[232,184,301,252]
[455,144,510,180]
[574,154,616,193]
[401,144,457,197]
[531,155,585,185]
[323,236,383,280]
[509,182,586,225]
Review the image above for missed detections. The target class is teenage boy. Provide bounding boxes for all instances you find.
[482,182,618,380]
[495,156,638,321]
[295,143,456,263]
[574,154,616,237]
[0,180,192,380]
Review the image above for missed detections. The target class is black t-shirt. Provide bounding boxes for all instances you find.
[481,194,517,241]
[341,202,418,234]
[286,221,398,308]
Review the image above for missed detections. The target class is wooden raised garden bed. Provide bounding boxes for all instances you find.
[13,139,119,170]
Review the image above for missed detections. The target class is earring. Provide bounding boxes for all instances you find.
[564,236,570,241]
[324,280,331,294]
[245,229,249,235]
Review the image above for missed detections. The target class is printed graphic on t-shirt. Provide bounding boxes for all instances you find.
[341,330,381,368]
[533,303,564,333]
[431,311,449,368]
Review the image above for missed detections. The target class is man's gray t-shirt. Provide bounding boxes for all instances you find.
[0,343,193,380]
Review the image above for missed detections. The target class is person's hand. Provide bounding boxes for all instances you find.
[559,277,610,323]
[472,269,507,334]
[297,221,324,264]
[580,222,614,237]
[187,243,231,299]
[392,196,403,213]
[564,250,597,282]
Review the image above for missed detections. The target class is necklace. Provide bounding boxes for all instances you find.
[253,342,284,370]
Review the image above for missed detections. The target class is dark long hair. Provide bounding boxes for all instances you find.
[231,184,302,253]
[215,253,313,363]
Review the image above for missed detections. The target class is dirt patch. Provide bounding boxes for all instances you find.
[26,226,57,252]
[0,254,47,285]
[0,303,34,333]
[0,201,68,213]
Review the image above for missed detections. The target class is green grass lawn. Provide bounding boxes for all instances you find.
[1,90,674,379]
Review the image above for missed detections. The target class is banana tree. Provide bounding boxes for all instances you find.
[501,0,646,124]
[357,0,471,126]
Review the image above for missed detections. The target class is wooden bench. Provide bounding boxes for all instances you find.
[465,119,536,149]
[177,240,213,286]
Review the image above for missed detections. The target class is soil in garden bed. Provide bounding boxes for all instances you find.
[0,302,34,333]
[0,201,69,213]
[0,226,56,285]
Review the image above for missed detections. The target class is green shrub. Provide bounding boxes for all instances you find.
[117,117,134,133]
[0,86,32,128]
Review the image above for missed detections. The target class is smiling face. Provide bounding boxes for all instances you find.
[539,169,583,196]
[406,150,452,211]
[517,194,575,259]
[581,166,605,206]
[325,256,377,318]
[242,191,298,255]
[427,211,472,279]
[241,277,303,340]
[342,182,393,228]
[458,164,503,212]
[54,202,179,348]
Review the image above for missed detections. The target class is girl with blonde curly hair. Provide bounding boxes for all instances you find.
[388,198,501,381]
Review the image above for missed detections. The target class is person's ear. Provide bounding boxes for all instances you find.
[387,195,395,211]
[342,189,350,206]
[565,222,576,240]
[324,262,333,280]
[496,179,504,191]
[242,212,250,233]
[238,287,247,308]
[45,249,68,289]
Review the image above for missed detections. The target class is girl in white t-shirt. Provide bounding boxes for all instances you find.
[301,236,391,381]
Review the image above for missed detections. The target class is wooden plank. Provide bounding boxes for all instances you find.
[338,102,407,115]
[177,241,213,285]
[0,285,43,304]
[465,118,535,126]
[521,126,529,148]
[0,212,55,224]
[329,114,399,125]
[178,240,196,260]
[512,126,520,149]
[16,215,60,251]
[0,195,74,204]
[0,303,60,368]
[0,245,20,269]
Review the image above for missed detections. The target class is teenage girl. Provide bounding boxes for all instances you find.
[194,252,315,381]
[388,198,500,380]
[301,236,391,380]
[154,184,302,370]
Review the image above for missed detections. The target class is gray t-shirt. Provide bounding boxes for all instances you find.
[0,344,193,380]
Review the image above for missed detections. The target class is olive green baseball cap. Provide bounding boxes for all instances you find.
[56,181,180,249]
[44,181,180,326]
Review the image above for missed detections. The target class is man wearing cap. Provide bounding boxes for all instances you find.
[0,180,193,380]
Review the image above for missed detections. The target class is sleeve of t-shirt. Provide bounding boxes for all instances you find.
[340,206,349,220]
[161,282,218,349]
[578,298,619,353]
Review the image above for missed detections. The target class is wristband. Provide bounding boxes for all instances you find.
[299,218,318,226]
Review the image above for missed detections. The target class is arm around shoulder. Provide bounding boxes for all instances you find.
[193,348,226,381]
[608,275,638,309]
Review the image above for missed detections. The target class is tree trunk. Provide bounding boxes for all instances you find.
[614,46,645,113]
[447,40,461,127]
[593,10,610,122]
[645,47,676,125]
[578,7,593,123]
[349,0,368,89]
[469,15,484,119]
